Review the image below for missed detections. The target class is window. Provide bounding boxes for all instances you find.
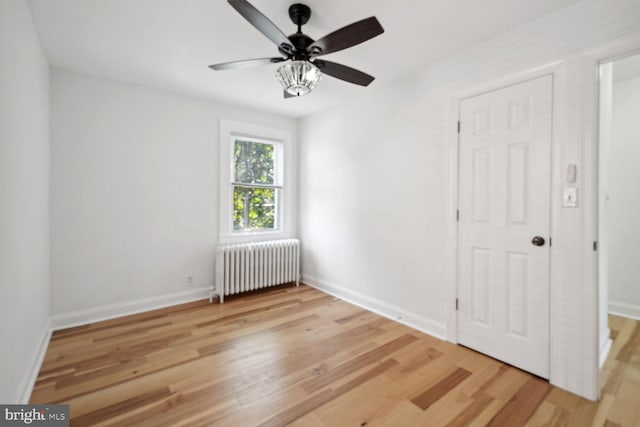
[232,138,282,232]
[219,120,294,242]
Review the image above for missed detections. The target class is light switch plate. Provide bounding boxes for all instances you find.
[563,188,578,207]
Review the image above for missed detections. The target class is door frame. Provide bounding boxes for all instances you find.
[586,35,640,373]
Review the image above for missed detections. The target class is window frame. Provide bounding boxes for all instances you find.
[219,119,294,244]
[231,137,282,233]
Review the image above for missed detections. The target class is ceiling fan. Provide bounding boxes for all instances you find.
[209,0,385,98]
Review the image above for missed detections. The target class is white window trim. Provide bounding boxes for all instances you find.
[219,119,294,244]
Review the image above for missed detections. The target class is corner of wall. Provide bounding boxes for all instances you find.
[303,274,447,341]
[17,320,53,404]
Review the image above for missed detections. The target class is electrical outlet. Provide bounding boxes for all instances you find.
[187,276,194,287]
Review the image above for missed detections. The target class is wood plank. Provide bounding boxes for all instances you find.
[616,322,640,363]
[447,391,494,427]
[258,359,399,427]
[487,376,551,426]
[72,387,172,427]
[312,374,397,426]
[410,367,472,410]
[300,333,418,392]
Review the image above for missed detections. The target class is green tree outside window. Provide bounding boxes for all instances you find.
[233,139,279,231]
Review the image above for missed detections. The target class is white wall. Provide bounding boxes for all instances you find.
[50,69,297,321]
[0,0,50,403]
[608,74,640,319]
[299,0,640,399]
[300,77,449,335]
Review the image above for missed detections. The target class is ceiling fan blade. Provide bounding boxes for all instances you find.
[228,0,294,51]
[209,57,285,71]
[307,17,384,57]
[314,60,375,86]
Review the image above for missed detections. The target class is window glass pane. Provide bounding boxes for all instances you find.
[234,139,275,184]
[233,186,276,231]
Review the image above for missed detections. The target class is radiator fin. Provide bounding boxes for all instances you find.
[215,239,300,303]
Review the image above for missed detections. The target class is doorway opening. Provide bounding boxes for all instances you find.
[598,52,640,367]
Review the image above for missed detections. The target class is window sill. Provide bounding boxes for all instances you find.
[218,229,291,245]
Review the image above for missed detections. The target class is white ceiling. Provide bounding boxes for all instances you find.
[28,0,581,118]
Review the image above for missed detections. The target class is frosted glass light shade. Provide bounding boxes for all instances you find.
[275,60,322,96]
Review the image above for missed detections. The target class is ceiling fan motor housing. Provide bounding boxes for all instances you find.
[288,4,311,27]
[283,3,315,59]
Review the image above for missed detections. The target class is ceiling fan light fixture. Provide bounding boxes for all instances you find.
[275,60,322,97]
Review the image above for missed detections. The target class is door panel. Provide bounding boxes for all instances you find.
[457,75,552,378]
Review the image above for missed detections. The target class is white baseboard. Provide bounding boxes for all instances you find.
[599,336,613,368]
[302,274,446,340]
[609,300,640,321]
[51,287,211,331]
[18,319,52,404]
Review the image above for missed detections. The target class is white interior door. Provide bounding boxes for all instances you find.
[457,75,553,378]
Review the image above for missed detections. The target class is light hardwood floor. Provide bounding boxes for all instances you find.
[31,285,640,426]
